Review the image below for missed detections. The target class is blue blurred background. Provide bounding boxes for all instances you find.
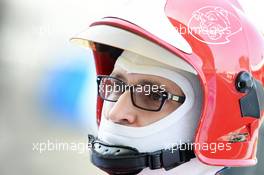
[0,0,263,175]
[39,50,96,128]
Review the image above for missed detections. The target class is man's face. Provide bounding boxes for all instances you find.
[102,66,184,127]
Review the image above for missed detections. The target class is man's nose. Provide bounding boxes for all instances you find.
[107,91,138,125]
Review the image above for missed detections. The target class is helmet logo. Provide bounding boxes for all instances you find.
[188,6,242,45]
[219,132,249,143]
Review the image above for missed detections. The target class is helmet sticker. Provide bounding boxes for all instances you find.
[188,6,242,45]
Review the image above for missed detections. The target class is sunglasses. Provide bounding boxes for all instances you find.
[97,75,185,112]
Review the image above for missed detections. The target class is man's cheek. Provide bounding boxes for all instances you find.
[102,101,115,119]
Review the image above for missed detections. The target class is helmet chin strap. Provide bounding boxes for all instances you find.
[88,135,225,175]
[88,135,196,175]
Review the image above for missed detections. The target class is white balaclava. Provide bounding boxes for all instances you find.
[97,50,224,175]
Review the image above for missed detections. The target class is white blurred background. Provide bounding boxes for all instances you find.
[0,0,263,175]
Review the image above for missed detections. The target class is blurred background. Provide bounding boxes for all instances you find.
[0,0,263,175]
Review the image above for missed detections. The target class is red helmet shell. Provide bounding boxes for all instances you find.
[72,0,264,167]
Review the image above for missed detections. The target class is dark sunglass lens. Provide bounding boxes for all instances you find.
[98,77,124,101]
[132,86,163,111]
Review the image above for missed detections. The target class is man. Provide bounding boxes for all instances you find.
[71,0,264,174]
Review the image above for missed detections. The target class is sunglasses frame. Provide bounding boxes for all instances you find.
[96,75,185,112]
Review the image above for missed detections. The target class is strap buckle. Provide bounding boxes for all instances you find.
[162,147,185,170]
[148,150,162,169]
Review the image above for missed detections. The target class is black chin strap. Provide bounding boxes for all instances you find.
[88,135,196,175]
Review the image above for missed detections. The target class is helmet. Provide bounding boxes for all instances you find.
[71,0,264,170]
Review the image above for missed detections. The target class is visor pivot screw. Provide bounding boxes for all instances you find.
[236,71,253,93]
